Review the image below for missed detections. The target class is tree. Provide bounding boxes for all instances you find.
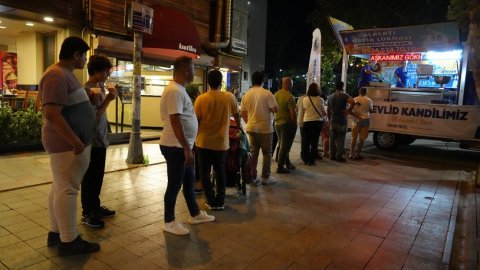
[449,0,480,100]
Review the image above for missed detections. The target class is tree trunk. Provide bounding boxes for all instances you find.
[468,3,480,99]
[126,30,144,164]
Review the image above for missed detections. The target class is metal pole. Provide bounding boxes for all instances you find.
[126,30,144,164]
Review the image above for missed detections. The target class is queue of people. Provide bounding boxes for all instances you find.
[39,36,374,257]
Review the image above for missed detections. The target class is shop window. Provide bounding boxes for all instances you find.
[43,32,56,71]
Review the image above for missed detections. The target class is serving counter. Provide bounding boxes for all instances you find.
[106,95,164,128]
[365,87,453,104]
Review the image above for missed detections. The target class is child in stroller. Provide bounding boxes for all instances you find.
[225,119,255,195]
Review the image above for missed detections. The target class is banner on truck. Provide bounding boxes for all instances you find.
[339,22,460,54]
[370,101,480,141]
[306,28,321,93]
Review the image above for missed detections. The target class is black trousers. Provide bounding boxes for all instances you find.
[197,147,227,206]
[81,147,107,215]
[302,121,323,163]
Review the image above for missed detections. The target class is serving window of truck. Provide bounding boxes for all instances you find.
[335,21,480,150]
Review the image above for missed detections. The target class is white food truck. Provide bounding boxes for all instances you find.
[332,20,480,150]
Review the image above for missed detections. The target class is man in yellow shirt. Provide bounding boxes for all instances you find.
[194,70,241,210]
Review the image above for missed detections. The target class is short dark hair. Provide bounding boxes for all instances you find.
[335,81,344,90]
[59,36,89,60]
[307,83,320,96]
[207,69,222,89]
[87,55,113,76]
[360,87,367,95]
[174,56,193,73]
[251,71,266,86]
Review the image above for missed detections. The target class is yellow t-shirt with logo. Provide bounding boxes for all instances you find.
[194,90,239,151]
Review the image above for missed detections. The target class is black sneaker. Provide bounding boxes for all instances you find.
[97,206,116,218]
[58,235,100,256]
[215,204,225,211]
[81,213,105,228]
[47,231,60,247]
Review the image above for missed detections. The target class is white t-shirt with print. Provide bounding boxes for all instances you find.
[353,95,373,120]
[159,81,198,149]
[240,86,277,133]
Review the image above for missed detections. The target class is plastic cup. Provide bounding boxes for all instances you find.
[91,87,101,94]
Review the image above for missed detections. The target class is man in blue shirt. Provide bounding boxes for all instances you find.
[358,60,378,89]
[394,61,408,87]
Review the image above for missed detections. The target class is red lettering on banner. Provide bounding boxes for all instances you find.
[370,53,421,61]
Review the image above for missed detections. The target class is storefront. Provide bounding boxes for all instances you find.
[0,2,83,109]
[94,5,214,128]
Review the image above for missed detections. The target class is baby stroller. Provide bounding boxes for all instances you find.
[225,120,255,195]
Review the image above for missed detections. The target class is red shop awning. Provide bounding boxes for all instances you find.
[143,6,201,60]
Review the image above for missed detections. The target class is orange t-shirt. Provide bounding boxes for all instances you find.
[194,90,238,150]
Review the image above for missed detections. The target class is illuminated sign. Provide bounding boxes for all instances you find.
[370,53,422,61]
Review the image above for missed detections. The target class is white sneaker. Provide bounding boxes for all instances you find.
[188,210,215,224]
[163,221,189,235]
[262,177,277,185]
[250,178,262,187]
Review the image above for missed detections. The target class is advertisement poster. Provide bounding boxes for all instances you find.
[370,101,480,141]
[1,52,17,90]
[306,28,321,93]
[339,22,460,54]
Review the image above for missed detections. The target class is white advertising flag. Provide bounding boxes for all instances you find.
[306,28,321,93]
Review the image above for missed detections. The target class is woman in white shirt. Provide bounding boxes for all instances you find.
[301,83,326,165]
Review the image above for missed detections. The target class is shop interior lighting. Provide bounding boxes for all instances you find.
[0,26,6,29]
[219,68,229,72]
[158,65,173,70]
[424,50,462,60]
[126,63,134,71]
[26,22,34,27]
[43,17,54,22]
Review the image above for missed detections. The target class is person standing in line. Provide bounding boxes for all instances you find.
[159,56,215,236]
[274,77,297,173]
[349,87,373,159]
[302,83,326,165]
[394,61,408,88]
[358,60,378,89]
[320,91,330,158]
[194,69,241,210]
[80,55,117,228]
[296,93,307,161]
[39,36,100,255]
[327,81,355,162]
[240,71,278,185]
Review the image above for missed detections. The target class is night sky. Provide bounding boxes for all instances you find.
[265,0,452,76]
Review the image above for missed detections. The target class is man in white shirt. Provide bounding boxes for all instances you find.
[240,71,278,185]
[159,56,214,235]
[349,87,373,159]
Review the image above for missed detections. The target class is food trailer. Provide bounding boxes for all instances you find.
[336,21,480,150]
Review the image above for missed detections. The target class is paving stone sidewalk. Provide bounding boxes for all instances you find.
[0,138,470,270]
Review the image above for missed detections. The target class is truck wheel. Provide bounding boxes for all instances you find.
[373,132,399,150]
[399,136,416,145]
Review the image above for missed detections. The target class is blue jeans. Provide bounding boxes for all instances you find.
[197,147,227,206]
[160,145,200,223]
[329,123,347,160]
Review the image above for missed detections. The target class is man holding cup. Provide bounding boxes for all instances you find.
[81,55,117,228]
